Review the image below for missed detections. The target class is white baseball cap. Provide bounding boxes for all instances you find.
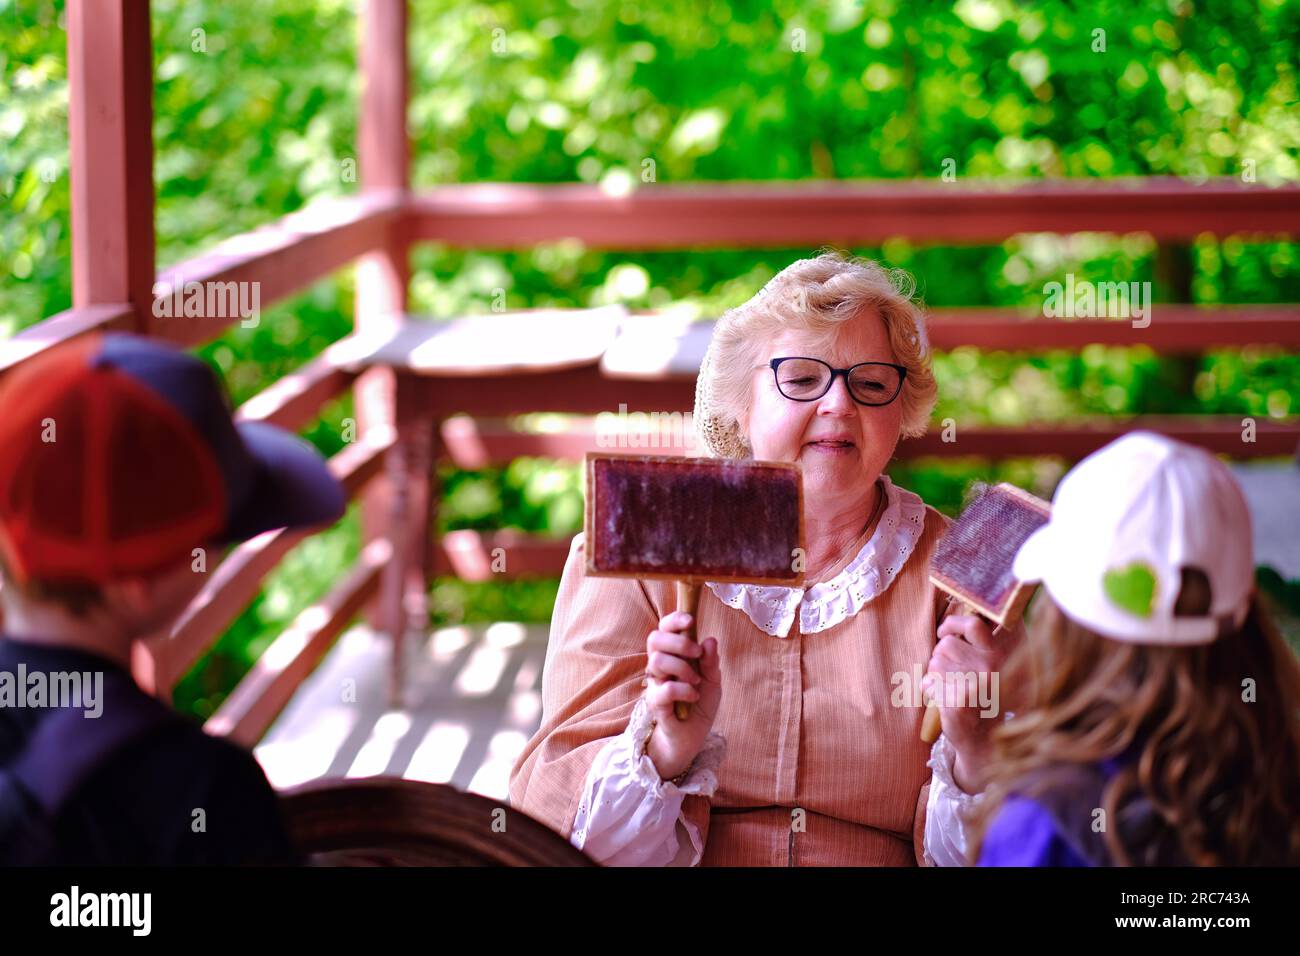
[1013,431,1255,645]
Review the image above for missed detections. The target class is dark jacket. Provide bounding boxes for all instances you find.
[1,637,299,866]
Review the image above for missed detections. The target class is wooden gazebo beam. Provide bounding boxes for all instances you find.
[67,0,155,328]
[408,179,1300,247]
[356,0,411,323]
[354,0,429,707]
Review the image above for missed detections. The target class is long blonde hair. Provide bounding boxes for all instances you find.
[971,595,1300,865]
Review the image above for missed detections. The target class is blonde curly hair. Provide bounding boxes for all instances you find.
[693,251,938,459]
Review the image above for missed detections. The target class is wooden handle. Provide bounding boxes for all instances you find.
[920,702,944,744]
[673,580,702,721]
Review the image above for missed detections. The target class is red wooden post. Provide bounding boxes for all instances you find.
[356,0,420,705]
[1155,241,1198,403]
[66,0,155,326]
[376,376,437,706]
[356,0,410,318]
[67,1,163,695]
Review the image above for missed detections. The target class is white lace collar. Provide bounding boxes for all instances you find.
[705,474,928,638]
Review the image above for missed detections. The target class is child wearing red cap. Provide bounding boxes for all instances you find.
[0,333,345,865]
[935,431,1300,866]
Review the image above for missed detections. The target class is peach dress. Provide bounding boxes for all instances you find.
[509,475,980,866]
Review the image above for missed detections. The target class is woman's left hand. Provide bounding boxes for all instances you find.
[924,614,1025,794]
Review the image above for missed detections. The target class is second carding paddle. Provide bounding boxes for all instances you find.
[922,482,1051,744]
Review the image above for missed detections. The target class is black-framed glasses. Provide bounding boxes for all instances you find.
[767,357,908,406]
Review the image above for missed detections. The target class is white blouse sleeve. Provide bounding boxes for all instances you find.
[571,696,727,866]
[922,731,989,866]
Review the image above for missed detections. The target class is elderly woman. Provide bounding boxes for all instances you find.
[509,252,1017,866]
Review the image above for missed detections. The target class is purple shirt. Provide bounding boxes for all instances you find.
[976,755,1129,867]
[976,796,1091,866]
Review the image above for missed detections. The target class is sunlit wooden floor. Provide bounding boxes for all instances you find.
[255,621,549,801]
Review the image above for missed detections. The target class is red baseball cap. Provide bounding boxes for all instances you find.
[0,333,346,587]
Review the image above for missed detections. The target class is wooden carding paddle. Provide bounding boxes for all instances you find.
[585,453,805,720]
[922,482,1051,743]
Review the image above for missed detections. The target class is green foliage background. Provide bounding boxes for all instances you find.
[2,0,1297,716]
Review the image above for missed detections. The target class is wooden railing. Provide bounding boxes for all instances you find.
[406,178,1300,246]
[2,0,1298,748]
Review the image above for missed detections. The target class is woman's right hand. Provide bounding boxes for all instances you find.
[643,610,722,782]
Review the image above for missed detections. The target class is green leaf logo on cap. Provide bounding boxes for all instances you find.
[1103,562,1158,618]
